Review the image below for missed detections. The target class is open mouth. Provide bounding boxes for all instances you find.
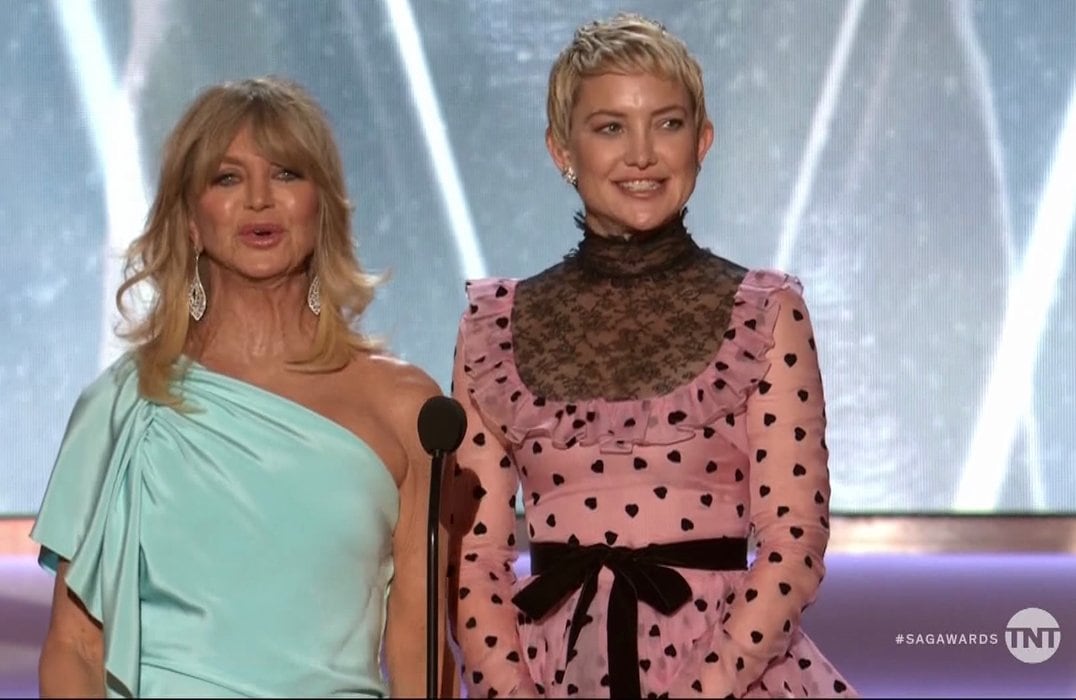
[617,179,663,192]
[238,223,285,246]
[240,223,284,237]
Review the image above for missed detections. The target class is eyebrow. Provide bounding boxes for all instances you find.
[215,153,287,168]
[583,104,688,121]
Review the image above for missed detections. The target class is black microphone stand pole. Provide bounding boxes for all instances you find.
[418,395,466,699]
[427,447,445,699]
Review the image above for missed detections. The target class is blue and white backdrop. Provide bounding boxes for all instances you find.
[2,0,1074,516]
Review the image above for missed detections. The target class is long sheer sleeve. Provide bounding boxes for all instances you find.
[690,287,831,697]
[448,324,540,699]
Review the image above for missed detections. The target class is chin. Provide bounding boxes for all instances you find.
[237,263,294,281]
[621,210,678,233]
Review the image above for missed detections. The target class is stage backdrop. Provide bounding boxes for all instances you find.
[2,0,1074,516]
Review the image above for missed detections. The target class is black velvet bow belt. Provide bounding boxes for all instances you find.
[511,537,748,698]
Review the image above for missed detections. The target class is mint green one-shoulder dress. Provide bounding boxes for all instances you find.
[31,357,399,698]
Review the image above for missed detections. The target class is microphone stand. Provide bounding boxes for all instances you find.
[427,448,446,700]
[417,395,466,699]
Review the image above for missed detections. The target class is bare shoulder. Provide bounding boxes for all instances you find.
[359,353,443,409]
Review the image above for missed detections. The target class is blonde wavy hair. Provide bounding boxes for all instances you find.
[546,13,709,148]
[117,76,380,405]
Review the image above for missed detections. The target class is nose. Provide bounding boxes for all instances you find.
[244,172,273,211]
[624,130,657,168]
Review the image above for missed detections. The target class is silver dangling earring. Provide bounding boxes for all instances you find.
[562,166,578,188]
[307,274,321,316]
[188,249,206,321]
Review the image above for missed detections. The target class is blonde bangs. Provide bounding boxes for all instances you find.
[547,14,708,148]
[248,110,330,186]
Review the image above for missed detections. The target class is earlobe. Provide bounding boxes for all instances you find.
[696,120,715,163]
[188,218,202,252]
[545,128,571,174]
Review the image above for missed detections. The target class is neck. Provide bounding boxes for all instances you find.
[580,212,671,242]
[188,271,317,366]
[570,209,706,279]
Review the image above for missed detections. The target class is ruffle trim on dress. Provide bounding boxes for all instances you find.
[460,270,802,454]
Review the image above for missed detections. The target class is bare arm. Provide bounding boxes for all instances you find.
[39,560,105,698]
[381,367,448,698]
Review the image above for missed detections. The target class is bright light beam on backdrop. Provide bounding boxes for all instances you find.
[3,1,1074,516]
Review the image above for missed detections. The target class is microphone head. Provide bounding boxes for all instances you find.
[417,396,468,455]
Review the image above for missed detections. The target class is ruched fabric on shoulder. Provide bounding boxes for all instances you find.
[32,357,398,698]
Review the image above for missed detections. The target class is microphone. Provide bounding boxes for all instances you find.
[418,396,467,457]
[417,396,467,699]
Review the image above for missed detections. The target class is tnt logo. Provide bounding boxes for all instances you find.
[1005,607,1061,663]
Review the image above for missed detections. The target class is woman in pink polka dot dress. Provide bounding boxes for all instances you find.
[446,13,856,699]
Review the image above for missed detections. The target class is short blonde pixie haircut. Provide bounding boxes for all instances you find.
[118,76,380,406]
[546,13,709,148]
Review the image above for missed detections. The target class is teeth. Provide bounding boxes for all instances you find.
[619,180,660,191]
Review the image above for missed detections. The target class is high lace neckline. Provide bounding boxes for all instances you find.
[461,268,799,452]
[568,209,706,279]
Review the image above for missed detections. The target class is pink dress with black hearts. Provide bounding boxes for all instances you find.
[449,239,856,699]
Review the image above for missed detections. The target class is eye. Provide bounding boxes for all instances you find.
[596,122,623,135]
[274,166,304,181]
[660,118,685,130]
[211,171,240,186]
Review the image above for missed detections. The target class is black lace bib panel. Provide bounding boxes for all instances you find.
[512,213,747,402]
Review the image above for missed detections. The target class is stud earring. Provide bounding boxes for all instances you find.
[562,166,578,188]
[188,249,206,321]
[307,274,321,316]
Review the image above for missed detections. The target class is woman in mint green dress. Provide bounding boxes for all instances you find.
[32,77,443,698]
